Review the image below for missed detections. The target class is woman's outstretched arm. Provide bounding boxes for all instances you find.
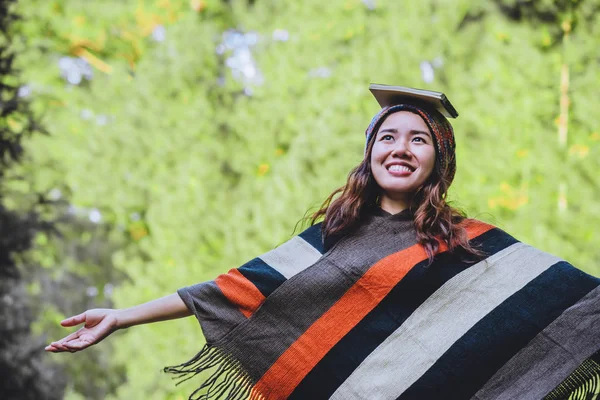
[45,293,192,353]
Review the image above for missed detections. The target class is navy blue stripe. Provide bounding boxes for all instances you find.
[237,258,286,297]
[398,261,600,400]
[289,227,517,399]
[299,222,325,254]
[237,224,322,298]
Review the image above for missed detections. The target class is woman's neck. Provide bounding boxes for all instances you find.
[379,196,409,215]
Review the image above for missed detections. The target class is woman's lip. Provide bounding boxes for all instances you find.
[386,167,414,177]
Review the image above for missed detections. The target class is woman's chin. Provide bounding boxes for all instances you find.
[379,185,419,197]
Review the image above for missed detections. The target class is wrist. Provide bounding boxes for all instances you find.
[113,309,129,330]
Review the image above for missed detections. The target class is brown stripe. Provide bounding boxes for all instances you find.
[177,282,247,343]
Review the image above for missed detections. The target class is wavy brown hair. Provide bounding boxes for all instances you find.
[309,110,486,265]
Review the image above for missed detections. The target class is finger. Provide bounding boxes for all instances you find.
[63,339,89,351]
[50,342,69,352]
[46,344,71,353]
[61,312,86,327]
[48,342,69,352]
[49,334,80,352]
[45,344,60,352]
[55,330,81,344]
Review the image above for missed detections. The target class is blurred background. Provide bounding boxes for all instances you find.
[1,0,599,398]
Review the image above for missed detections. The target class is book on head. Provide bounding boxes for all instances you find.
[369,83,459,119]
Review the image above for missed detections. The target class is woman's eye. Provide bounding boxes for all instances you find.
[413,137,426,143]
[381,135,393,141]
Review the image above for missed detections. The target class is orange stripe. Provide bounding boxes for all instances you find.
[254,220,493,398]
[216,269,266,318]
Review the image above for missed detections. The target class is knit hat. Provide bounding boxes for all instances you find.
[364,103,457,185]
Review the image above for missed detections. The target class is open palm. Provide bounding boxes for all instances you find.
[45,308,119,353]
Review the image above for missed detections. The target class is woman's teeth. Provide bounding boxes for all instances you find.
[388,165,412,172]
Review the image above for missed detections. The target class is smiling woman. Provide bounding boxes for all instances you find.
[309,98,481,266]
[47,85,600,400]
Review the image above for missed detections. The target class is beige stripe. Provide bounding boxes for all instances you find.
[259,236,323,279]
[331,243,562,400]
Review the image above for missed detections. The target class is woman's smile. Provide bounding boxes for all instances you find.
[386,162,415,176]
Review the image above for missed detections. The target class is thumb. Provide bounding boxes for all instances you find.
[61,312,86,327]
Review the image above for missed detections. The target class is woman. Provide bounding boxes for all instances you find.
[46,88,600,400]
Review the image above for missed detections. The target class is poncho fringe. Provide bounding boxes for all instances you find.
[543,349,600,400]
[164,344,264,400]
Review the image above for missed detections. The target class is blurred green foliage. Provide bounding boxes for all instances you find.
[0,0,66,398]
[7,0,600,398]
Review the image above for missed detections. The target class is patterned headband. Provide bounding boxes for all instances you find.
[364,104,457,185]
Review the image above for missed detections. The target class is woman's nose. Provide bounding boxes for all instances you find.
[391,140,412,157]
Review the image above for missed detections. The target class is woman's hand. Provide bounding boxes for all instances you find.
[45,308,120,353]
[45,293,192,353]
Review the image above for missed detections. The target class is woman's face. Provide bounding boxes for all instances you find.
[370,111,436,209]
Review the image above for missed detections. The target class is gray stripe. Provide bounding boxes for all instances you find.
[259,236,323,279]
[219,216,418,381]
[331,243,562,400]
[473,284,600,400]
[177,282,247,343]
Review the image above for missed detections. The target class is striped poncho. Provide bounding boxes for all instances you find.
[167,208,600,400]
